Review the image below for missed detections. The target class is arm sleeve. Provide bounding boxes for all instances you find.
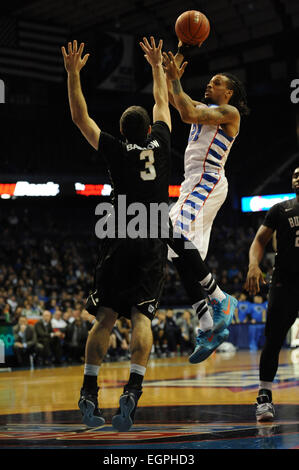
[150,121,171,150]
[262,203,279,231]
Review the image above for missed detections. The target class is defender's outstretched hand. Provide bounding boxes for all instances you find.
[61,40,90,73]
[139,36,163,67]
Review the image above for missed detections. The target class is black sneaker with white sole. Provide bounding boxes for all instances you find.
[255,394,275,422]
[78,387,105,427]
[112,386,142,432]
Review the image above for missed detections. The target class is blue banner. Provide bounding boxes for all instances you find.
[241,193,296,212]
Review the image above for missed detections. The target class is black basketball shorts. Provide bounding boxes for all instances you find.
[85,238,168,320]
[265,269,299,341]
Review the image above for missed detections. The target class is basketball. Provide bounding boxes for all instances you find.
[175,10,210,45]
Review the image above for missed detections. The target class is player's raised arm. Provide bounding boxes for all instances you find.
[61,40,100,150]
[164,51,239,126]
[139,36,171,132]
[244,225,274,295]
[163,42,203,110]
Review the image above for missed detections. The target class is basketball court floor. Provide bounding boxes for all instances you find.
[0,349,298,452]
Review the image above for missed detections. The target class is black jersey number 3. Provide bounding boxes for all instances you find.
[140,149,157,181]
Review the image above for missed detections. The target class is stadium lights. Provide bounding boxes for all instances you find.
[0,79,4,103]
[0,182,182,198]
[241,193,296,212]
[75,183,182,198]
[0,182,60,198]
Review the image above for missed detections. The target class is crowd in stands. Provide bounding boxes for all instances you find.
[0,206,273,367]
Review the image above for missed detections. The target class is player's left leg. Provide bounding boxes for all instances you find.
[169,176,237,363]
[112,308,152,431]
[112,238,167,432]
[79,306,118,427]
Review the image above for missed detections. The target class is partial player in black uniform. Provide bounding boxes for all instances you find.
[245,166,299,422]
[61,37,171,431]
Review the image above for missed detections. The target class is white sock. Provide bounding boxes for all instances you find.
[192,299,213,332]
[199,312,214,332]
[130,363,146,376]
[259,381,273,391]
[84,364,100,376]
[200,273,226,302]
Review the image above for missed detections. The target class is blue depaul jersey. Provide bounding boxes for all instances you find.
[251,303,265,322]
[237,300,252,322]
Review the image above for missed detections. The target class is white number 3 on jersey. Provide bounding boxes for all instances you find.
[140,149,157,181]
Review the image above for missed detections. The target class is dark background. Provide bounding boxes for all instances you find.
[0,1,298,350]
[0,0,299,207]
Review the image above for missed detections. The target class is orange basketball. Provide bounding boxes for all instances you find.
[175,10,210,45]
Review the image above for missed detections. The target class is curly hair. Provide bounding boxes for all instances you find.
[221,72,250,116]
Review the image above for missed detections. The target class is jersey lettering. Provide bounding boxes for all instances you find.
[288,216,299,227]
[140,149,157,181]
[188,123,202,142]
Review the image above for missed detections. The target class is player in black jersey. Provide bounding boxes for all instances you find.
[61,37,171,431]
[245,166,299,422]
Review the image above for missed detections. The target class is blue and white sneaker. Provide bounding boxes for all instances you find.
[189,328,229,364]
[211,293,238,333]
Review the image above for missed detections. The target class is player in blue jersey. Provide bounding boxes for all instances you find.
[236,293,252,323]
[248,295,266,351]
[163,44,249,363]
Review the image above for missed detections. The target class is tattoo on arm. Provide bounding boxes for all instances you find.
[219,107,229,116]
[171,79,182,95]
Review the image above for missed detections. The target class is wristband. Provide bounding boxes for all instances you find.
[177,43,199,58]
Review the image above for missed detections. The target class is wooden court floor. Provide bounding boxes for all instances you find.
[0,349,299,451]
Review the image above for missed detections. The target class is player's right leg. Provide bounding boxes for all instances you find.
[79,307,118,427]
[255,277,299,421]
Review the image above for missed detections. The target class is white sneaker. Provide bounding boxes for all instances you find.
[255,394,275,422]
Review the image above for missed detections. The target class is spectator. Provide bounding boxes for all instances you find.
[228,265,240,279]
[7,294,18,313]
[13,316,37,366]
[152,311,166,357]
[35,310,63,365]
[51,309,67,331]
[107,331,118,360]
[68,308,81,324]
[51,309,67,357]
[0,297,11,323]
[0,206,276,359]
[164,309,181,356]
[21,299,35,318]
[251,295,266,324]
[176,310,196,355]
[64,316,89,363]
[11,306,23,325]
[235,293,252,323]
[248,295,266,351]
[116,317,131,344]
[48,299,58,313]
[110,322,130,360]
